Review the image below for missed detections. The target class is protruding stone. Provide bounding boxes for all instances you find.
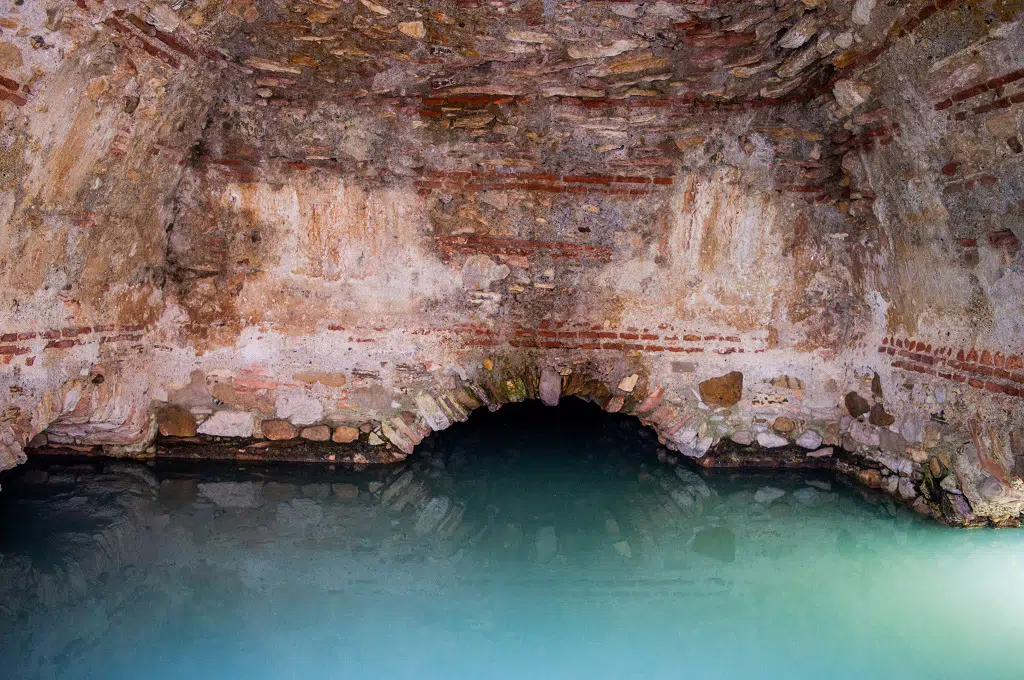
[944,493,976,523]
[795,430,823,450]
[869,404,895,427]
[699,372,743,407]
[243,57,302,75]
[940,475,961,494]
[359,0,391,16]
[730,430,754,446]
[539,367,562,406]
[852,0,877,25]
[618,373,639,393]
[879,428,907,457]
[300,425,331,441]
[262,419,298,440]
[844,391,870,418]
[157,405,197,437]
[807,446,833,458]
[461,254,509,291]
[873,450,913,475]
[397,21,425,39]
[757,432,789,448]
[198,410,255,438]
[332,426,360,443]
[898,477,917,501]
[778,15,820,49]
[776,45,818,79]
[858,468,882,488]
[770,375,804,390]
[849,420,880,447]
[870,372,883,399]
[568,39,645,60]
[979,476,1006,501]
[833,79,871,115]
[416,393,452,431]
[381,419,414,454]
[275,392,323,426]
[772,417,795,433]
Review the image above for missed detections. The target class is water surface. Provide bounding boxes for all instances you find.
[1,399,1022,679]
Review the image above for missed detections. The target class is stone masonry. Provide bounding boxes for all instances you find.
[1,0,1022,526]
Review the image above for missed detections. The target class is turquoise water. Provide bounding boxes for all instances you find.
[1,399,1022,679]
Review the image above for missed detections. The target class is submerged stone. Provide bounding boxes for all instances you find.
[198,481,261,508]
[754,486,786,504]
[536,526,558,563]
[692,527,736,563]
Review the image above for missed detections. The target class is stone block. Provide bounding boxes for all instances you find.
[332,426,360,443]
[300,425,331,441]
[157,405,197,437]
[262,419,297,440]
[699,372,743,407]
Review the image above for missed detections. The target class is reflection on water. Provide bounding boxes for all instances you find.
[1,399,1023,679]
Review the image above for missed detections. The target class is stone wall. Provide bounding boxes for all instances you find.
[0,1,216,467]
[818,1,1024,522]
[1,0,1022,525]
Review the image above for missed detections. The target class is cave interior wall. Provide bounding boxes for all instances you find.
[1,0,1022,523]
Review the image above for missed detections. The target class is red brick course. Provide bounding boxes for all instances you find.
[881,336,1024,399]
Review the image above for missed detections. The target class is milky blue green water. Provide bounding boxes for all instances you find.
[1,399,1022,679]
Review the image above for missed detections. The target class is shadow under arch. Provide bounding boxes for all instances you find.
[373,395,733,566]
[369,396,871,570]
